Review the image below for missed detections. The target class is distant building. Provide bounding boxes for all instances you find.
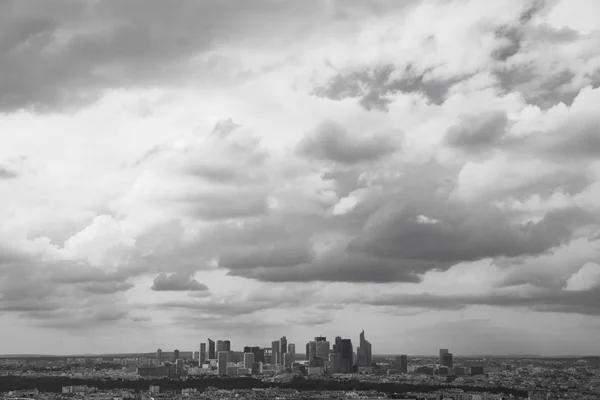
[315,339,330,362]
[288,343,295,364]
[442,352,453,368]
[173,349,179,362]
[308,341,317,362]
[208,338,215,359]
[333,336,342,353]
[149,385,160,394]
[340,339,353,373]
[156,349,162,364]
[357,330,372,367]
[217,351,228,376]
[280,336,288,358]
[243,352,255,369]
[200,343,206,365]
[395,355,408,373]
[217,340,230,352]
[439,349,449,365]
[271,340,280,364]
[329,352,340,373]
[251,361,263,375]
[471,365,484,375]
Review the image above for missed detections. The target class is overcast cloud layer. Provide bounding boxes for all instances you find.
[1,0,600,356]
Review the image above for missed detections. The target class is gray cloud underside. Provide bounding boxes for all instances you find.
[151,273,209,292]
[312,64,466,111]
[296,120,398,164]
[445,105,600,161]
[364,284,600,316]
[0,0,411,112]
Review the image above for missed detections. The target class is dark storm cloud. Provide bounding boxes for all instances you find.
[312,64,465,110]
[349,205,592,264]
[364,284,600,316]
[444,111,508,150]
[219,244,314,270]
[0,0,382,112]
[296,120,398,164]
[151,273,209,292]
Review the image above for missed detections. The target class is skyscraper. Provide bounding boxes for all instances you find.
[271,340,280,365]
[173,349,179,362]
[217,351,228,376]
[334,336,342,353]
[288,343,295,364]
[156,349,162,364]
[340,339,353,373]
[208,338,215,359]
[217,340,230,352]
[280,336,288,357]
[357,330,372,367]
[200,343,206,365]
[315,339,330,361]
[439,349,449,365]
[395,355,408,373]
[308,341,317,362]
[306,343,310,360]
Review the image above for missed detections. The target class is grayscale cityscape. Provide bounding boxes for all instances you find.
[1,0,600,399]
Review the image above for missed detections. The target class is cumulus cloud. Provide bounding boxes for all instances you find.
[151,273,209,292]
[4,0,600,352]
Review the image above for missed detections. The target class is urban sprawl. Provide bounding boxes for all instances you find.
[1,331,599,400]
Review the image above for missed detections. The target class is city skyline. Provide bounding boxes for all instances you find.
[1,0,600,356]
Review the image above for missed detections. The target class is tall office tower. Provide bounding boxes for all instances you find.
[173,349,180,361]
[243,352,255,369]
[315,336,326,342]
[283,352,293,367]
[357,330,372,367]
[280,336,288,357]
[208,338,215,359]
[217,351,228,376]
[200,343,206,365]
[288,343,296,364]
[439,349,449,365]
[329,352,340,374]
[395,355,408,373]
[253,347,265,363]
[315,339,330,361]
[306,343,310,360]
[340,339,353,373]
[308,341,317,362]
[271,340,280,364]
[334,336,342,353]
[243,346,251,353]
[442,353,454,368]
[217,340,230,352]
[156,349,162,364]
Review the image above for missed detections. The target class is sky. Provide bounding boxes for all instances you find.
[1,0,600,357]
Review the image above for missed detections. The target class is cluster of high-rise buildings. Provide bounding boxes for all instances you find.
[190,331,372,376]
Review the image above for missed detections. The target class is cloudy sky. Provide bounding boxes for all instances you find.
[1,0,600,357]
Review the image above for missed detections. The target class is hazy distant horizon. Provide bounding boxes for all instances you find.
[1,0,600,355]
